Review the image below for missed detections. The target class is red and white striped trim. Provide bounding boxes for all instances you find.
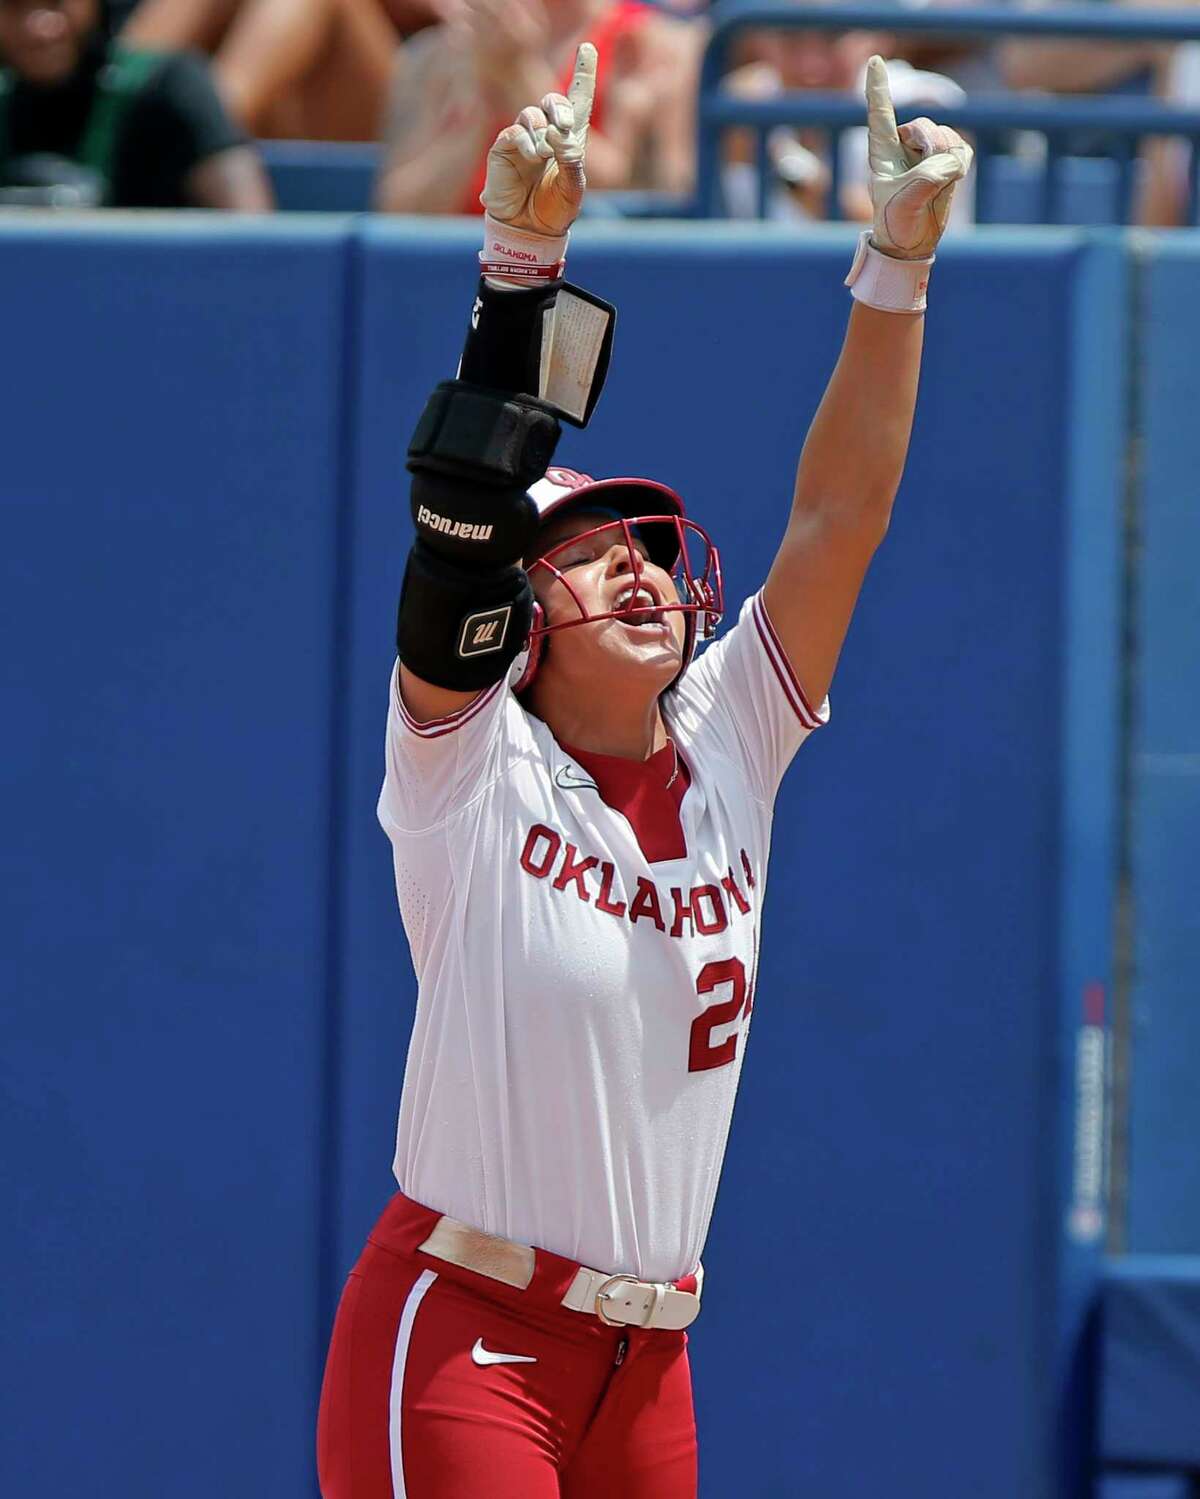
[479,260,565,285]
[393,673,505,741]
[750,592,826,731]
[389,1268,438,1498]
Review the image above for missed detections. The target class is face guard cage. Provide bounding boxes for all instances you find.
[525,513,725,646]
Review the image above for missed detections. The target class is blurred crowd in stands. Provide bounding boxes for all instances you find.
[0,0,1196,222]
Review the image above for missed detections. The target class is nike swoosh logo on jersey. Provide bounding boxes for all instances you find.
[554,765,598,793]
[471,1337,537,1367]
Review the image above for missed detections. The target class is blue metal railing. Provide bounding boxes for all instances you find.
[695,4,1200,223]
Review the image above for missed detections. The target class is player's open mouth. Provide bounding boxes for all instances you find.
[612,585,664,625]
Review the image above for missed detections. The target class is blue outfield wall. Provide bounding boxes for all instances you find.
[0,220,349,1499]
[1101,1256,1200,1471]
[1097,1478,1198,1499]
[1128,236,1200,1255]
[0,220,1129,1499]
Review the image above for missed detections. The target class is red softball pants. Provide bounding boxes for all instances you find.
[317,1192,698,1499]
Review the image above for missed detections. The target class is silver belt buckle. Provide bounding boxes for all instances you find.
[595,1273,657,1328]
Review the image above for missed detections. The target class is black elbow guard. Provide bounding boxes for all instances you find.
[396,541,533,691]
[408,381,560,568]
[399,379,556,690]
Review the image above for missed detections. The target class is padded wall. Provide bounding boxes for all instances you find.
[0,220,1126,1499]
[335,223,1124,1499]
[0,219,350,1499]
[1101,1256,1200,1469]
[1128,234,1200,1252]
[1097,1478,1197,1499]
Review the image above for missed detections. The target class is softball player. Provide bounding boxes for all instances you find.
[317,44,971,1499]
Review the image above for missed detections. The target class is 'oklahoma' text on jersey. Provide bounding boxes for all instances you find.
[378,592,828,1282]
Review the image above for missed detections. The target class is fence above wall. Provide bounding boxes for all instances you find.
[257,13,1200,228]
[697,3,1200,223]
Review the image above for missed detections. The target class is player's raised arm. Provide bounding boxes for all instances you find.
[396,45,612,726]
[761,58,973,710]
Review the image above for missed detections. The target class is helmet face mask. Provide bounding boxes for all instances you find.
[514,474,724,694]
[527,512,722,642]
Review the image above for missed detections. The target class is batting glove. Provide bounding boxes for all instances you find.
[864,54,972,260]
[846,55,973,312]
[479,42,597,285]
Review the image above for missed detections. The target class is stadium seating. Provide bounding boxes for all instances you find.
[257,8,1200,226]
[260,141,1155,226]
[695,4,1200,225]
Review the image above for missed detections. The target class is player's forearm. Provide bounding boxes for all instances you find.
[792,302,923,537]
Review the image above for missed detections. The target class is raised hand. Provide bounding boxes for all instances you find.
[864,55,973,260]
[480,42,597,236]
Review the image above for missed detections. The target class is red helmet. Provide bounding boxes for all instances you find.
[514,467,724,693]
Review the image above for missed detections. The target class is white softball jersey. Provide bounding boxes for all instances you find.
[377,591,828,1284]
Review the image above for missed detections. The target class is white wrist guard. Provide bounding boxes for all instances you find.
[480,214,568,287]
[845,230,933,314]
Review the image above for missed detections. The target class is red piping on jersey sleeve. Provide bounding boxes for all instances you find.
[394,675,505,740]
[750,592,825,730]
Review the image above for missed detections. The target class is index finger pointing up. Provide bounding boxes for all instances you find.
[568,42,598,136]
[864,54,900,147]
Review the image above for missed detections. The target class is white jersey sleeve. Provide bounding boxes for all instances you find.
[377,663,525,837]
[671,590,829,801]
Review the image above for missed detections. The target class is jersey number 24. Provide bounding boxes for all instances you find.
[688,957,753,1073]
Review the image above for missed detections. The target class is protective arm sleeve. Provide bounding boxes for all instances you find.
[397,279,569,691]
[397,257,618,690]
[459,278,560,395]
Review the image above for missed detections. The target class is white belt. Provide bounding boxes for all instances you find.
[560,1264,703,1331]
[418,1215,703,1331]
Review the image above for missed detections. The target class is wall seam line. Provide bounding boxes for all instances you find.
[315,219,365,1451]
